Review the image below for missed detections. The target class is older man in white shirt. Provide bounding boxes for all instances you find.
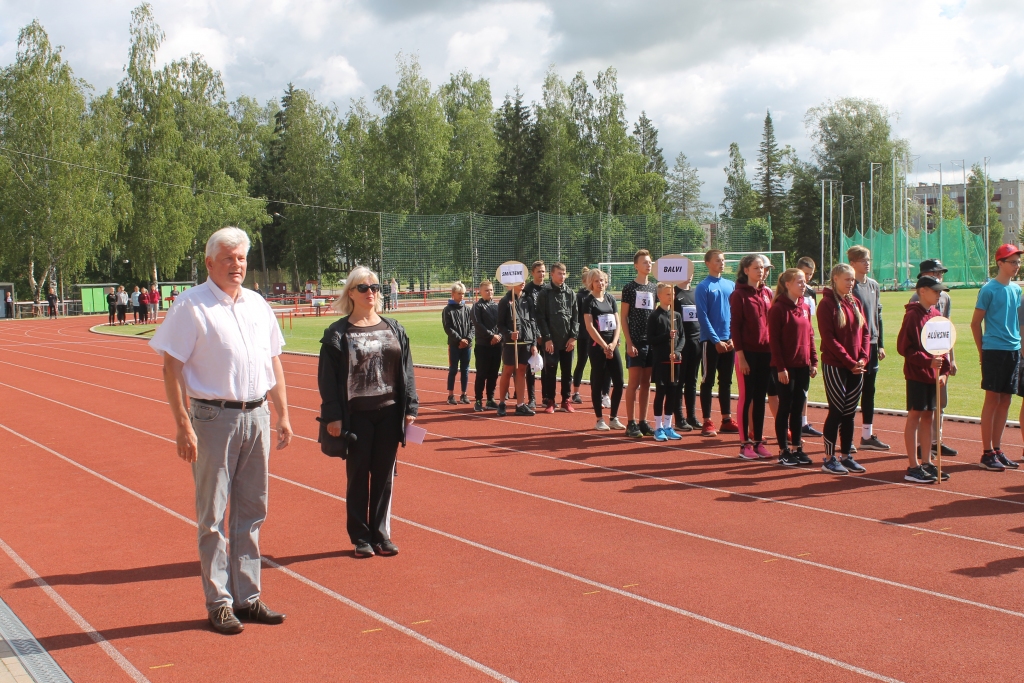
[151,226,294,635]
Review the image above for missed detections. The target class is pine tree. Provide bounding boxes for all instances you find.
[667,152,710,222]
[490,88,541,215]
[755,110,785,220]
[633,111,668,213]
[721,143,759,220]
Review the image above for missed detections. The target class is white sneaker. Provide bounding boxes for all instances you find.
[601,394,611,408]
[595,419,610,431]
[608,417,626,430]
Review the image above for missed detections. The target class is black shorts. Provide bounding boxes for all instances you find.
[981,349,1020,395]
[626,343,654,369]
[502,343,533,367]
[906,380,938,412]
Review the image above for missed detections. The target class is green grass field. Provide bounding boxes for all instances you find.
[93,288,1015,418]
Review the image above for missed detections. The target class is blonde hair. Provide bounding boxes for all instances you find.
[583,269,605,292]
[332,266,382,316]
[479,279,492,289]
[656,282,674,293]
[846,245,870,263]
[774,268,803,302]
[829,263,863,329]
[451,281,466,295]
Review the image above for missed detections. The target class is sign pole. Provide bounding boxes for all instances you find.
[920,314,955,487]
[654,254,692,388]
[496,261,528,374]
[936,370,942,486]
[512,289,519,371]
[669,294,675,383]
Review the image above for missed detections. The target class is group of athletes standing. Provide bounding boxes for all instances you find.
[440,243,1024,483]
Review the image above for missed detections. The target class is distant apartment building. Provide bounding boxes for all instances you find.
[910,178,1024,243]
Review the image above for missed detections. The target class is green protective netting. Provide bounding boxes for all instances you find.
[841,218,987,288]
[380,212,775,293]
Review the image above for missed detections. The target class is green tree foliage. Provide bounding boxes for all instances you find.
[0,20,128,300]
[633,111,668,212]
[966,163,1003,253]
[755,110,786,221]
[721,142,759,220]
[490,87,541,215]
[535,69,588,215]
[439,70,497,213]
[667,152,710,222]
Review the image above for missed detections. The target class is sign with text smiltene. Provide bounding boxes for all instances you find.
[920,317,956,355]
[655,255,691,284]
[496,261,527,286]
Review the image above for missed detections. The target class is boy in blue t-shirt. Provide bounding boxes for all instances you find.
[971,243,1024,471]
[694,249,738,436]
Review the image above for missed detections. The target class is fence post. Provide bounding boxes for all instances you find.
[537,211,542,264]
[378,212,384,278]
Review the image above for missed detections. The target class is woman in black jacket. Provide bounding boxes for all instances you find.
[441,281,474,405]
[318,266,419,559]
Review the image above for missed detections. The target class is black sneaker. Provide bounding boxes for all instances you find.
[905,466,937,484]
[995,450,1019,469]
[921,462,949,481]
[795,449,813,466]
[374,540,399,556]
[515,404,535,416]
[208,605,244,634]
[859,435,890,451]
[235,599,286,624]
[572,392,583,404]
[625,421,642,438]
[931,443,958,457]
[473,400,484,412]
[687,417,703,431]
[496,402,507,417]
[354,541,375,558]
[459,394,470,404]
[980,452,1005,471]
[675,418,694,432]
[638,421,656,437]
[778,452,800,467]
[840,456,866,473]
[528,399,537,411]
[801,424,823,437]
[485,399,499,410]
[446,396,457,405]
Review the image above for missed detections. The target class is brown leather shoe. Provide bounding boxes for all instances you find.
[209,605,244,634]
[235,599,286,625]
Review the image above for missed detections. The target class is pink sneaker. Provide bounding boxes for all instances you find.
[738,443,758,460]
[754,442,773,459]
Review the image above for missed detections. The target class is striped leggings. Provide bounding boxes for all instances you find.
[822,363,864,458]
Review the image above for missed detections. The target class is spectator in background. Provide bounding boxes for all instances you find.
[442,281,474,404]
[253,281,264,298]
[116,286,129,325]
[149,284,160,321]
[170,286,180,305]
[107,287,117,325]
[5,290,13,319]
[131,286,141,324]
[391,277,399,310]
[138,286,150,324]
[46,288,58,319]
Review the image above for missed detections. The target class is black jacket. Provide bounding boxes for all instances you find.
[317,316,419,458]
[442,299,475,347]
[673,287,701,342]
[536,282,579,350]
[498,290,536,345]
[647,307,685,383]
[471,298,500,347]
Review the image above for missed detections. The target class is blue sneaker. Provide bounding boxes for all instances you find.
[663,427,682,440]
[822,455,849,475]
[653,427,668,442]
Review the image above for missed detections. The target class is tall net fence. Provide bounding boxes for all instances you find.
[841,218,987,288]
[381,212,774,292]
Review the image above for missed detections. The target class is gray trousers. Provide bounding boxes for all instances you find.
[190,401,271,611]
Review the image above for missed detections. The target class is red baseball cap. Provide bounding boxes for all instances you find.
[995,244,1024,261]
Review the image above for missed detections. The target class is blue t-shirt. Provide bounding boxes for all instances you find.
[695,275,735,343]
[976,279,1022,351]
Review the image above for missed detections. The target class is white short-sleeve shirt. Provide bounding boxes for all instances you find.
[149,279,285,401]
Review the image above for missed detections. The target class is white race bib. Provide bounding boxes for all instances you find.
[597,313,618,332]
[681,305,698,322]
[634,291,654,311]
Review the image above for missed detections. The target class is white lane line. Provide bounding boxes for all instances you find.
[2,376,1023,620]
[0,424,519,683]
[0,536,150,683]
[272,475,904,683]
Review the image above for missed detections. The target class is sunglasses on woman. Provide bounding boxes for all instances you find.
[356,283,381,293]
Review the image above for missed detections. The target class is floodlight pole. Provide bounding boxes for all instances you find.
[984,157,991,277]
[820,181,825,285]
[869,162,882,265]
[891,154,897,285]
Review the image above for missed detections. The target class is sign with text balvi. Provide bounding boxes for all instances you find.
[921,316,955,355]
[655,255,692,284]
[496,261,527,286]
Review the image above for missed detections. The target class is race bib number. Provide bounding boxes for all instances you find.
[681,305,698,322]
[634,291,654,311]
[597,313,617,332]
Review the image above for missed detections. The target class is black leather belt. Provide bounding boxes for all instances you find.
[192,395,267,410]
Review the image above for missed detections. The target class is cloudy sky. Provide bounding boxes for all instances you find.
[2,0,1023,206]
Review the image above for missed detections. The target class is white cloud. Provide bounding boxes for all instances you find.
[303,55,363,100]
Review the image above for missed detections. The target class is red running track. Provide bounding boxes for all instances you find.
[0,316,1023,682]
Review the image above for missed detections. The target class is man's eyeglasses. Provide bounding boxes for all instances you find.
[356,283,381,293]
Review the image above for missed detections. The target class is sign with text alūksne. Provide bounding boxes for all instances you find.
[496,261,527,286]
[655,255,692,284]
[920,316,956,355]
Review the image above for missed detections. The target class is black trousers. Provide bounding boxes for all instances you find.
[589,346,624,419]
[822,363,864,458]
[775,366,810,451]
[541,348,574,402]
[654,381,681,417]
[345,404,400,545]
[108,306,116,324]
[116,304,127,323]
[527,368,536,402]
[572,344,588,388]
[47,303,57,318]
[474,344,502,401]
[860,344,879,425]
[738,351,772,443]
[700,341,735,420]
[674,338,701,424]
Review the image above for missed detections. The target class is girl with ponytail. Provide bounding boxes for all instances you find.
[731,254,774,459]
[816,263,870,475]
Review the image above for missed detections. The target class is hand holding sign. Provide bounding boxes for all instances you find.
[920,316,955,485]
[654,254,691,382]
[496,261,527,369]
